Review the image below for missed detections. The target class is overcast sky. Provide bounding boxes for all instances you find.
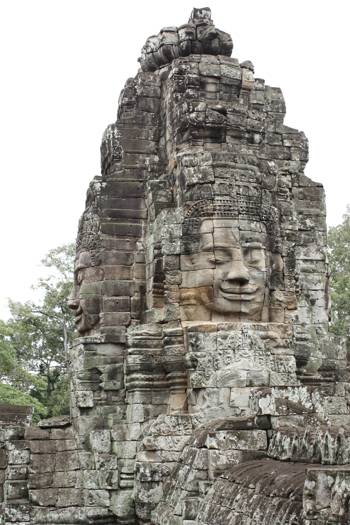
[0,0,349,319]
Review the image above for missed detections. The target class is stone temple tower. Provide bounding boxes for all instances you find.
[2,7,350,525]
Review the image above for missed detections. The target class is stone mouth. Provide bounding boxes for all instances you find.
[219,286,258,300]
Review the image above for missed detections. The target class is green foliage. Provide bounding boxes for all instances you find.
[0,383,47,421]
[0,320,16,378]
[0,243,75,420]
[328,208,350,338]
[47,375,70,417]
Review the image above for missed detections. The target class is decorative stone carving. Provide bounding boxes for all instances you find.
[2,7,350,525]
[139,8,233,73]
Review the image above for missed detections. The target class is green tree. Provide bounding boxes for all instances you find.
[0,318,47,419]
[0,384,47,419]
[0,243,75,419]
[328,208,350,338]
[0,319,16,379]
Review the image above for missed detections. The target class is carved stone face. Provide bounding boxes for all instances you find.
[181,218,269,321]
[68,251,102,334]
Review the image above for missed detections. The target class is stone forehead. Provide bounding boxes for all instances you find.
[200,218,267,234]
[199,224,268,250]
[182,200,280,254]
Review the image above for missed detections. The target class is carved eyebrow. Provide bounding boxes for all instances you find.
[241,242,265,248]
[201,243,240,251]
[200,244,215,252]
[213,244,240,250]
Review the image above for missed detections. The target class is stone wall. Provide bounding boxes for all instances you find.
[2,7,350,525]
[0,410,119,524]
[0,405,32,525]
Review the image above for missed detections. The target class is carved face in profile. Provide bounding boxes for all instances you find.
[181,218,270,321]
[68,251,102,334]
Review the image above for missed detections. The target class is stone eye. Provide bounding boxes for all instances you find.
[211,257,226,265]
[243,247,264,266]
[212,250,231,265]
[208,256,222,265]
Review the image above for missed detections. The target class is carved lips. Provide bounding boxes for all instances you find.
[218,285,259,301]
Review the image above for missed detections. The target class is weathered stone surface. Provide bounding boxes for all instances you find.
[0,405,32,426]
[196,459,305,525]
[1,7,349,525]
[303,466,350,524]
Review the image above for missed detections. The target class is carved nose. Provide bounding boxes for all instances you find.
[226,261,250,285]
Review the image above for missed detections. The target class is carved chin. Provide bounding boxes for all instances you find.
[209,296,263,313]
[180,286,266,321]
[200,287,266,318]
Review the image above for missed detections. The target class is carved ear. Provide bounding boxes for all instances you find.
[269,253,284,291]
[261,289,270,322]
[272,253,284,272]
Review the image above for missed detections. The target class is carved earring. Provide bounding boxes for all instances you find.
[261,286,270,322]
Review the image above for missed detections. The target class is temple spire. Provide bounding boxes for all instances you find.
[139,7,233,72]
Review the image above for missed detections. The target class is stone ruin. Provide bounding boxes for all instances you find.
[2,7,350,525]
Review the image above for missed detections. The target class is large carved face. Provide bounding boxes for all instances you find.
[181,218,269,321]
[68,251,102,334]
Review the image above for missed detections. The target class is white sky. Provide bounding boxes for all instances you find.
[0,0,349,319]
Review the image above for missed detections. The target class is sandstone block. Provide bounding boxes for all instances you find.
[76,390,94,408]
[5,480,28,501]
[55,451,79,471]
[89,430,111,454]
[29,488,57,506]
[110,489,134,518]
